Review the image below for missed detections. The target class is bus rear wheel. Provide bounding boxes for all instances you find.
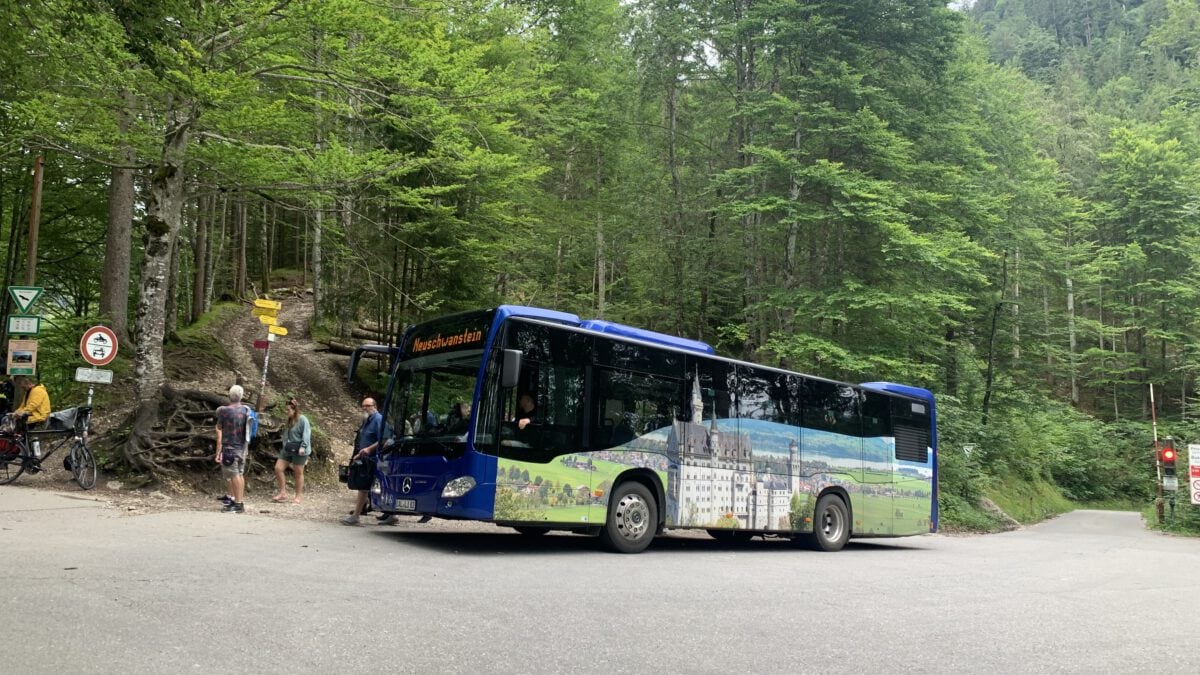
[600,481,657,554]
[806,493,850,552]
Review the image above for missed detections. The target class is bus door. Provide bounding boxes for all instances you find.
[860,389,894,536]
[494,321,589,526]
[890,396,934,536]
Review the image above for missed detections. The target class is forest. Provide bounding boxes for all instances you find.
[1,0,1199,529]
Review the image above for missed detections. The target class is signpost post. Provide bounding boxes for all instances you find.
[79,326,119,406]
[251,298,284,411]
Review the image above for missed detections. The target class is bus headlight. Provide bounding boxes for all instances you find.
[370,479,382,495]
[441,476,476,498]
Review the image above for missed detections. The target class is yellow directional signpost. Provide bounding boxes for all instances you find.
[250,298,286,410]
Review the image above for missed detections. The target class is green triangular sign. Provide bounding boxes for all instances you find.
[8,286,43,314]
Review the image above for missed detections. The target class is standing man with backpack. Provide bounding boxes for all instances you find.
[342,397,384,525]
[215,384,255,513]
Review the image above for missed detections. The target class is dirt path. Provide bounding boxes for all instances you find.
[224,291,364,448]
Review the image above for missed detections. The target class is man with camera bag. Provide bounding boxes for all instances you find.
[342,397,384,525]
[214,385,252,513]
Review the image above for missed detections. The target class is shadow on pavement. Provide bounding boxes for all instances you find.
[366,527,930,556]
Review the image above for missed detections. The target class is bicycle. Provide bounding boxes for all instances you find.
[0,406,96,490]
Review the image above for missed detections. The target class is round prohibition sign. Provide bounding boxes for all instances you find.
[80,325,119,366]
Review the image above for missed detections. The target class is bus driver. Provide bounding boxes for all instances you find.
[515,392,537,430]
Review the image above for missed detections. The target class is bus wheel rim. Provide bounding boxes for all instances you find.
[615,493,649,540]
[820,505,843,540]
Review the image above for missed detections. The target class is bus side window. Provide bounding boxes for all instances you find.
[800,378,839,433]
[497,321,588,462]
[735,367,788,424]
[686,356,734,423]
[590,367,683,451]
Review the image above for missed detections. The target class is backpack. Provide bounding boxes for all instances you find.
[242,405,259,447]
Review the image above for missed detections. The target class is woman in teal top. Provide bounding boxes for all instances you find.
[272,397,312,504]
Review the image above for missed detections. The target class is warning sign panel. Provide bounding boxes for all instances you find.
[1190,444,1200,505]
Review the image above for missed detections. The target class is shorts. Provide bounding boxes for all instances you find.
[220,453,246,478]
[278,449,308,466]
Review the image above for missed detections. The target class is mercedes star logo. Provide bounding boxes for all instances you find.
[401,476,412,494]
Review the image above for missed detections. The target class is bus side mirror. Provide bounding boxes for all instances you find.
[501,349,522,388]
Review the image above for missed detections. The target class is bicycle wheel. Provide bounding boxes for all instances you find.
[0,437,27,485]
[72,441,97,490]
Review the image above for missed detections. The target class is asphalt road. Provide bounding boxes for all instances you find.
[2,487,1197,674]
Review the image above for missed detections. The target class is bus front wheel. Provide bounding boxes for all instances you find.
[807,493,850,552]
[600,481,657,554]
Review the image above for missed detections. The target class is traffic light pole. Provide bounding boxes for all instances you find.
[1151,384,1163,524]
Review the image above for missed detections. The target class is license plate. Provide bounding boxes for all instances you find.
[395,498,416,511]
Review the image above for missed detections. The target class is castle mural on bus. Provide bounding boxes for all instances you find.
[495,373,934,536]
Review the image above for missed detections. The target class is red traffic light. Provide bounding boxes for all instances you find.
[1162,447,1176,462]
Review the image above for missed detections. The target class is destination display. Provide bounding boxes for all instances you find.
[401,310,493,359]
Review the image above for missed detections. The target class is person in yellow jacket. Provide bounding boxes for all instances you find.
[13,375,51,427]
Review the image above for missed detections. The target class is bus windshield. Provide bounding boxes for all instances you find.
[388,351,482,444]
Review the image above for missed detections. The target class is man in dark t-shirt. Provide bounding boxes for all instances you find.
[342,397,384,525]
[215,384,251,513]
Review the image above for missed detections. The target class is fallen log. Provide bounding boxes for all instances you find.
[351,327,390,342]
[323,340,357,355]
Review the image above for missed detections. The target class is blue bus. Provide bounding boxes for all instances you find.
[348,306,937,553]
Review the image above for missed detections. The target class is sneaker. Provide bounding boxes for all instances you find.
[379,515,400,526]
[341,514,360,526]
[216,495,233,505]
[222,502,245,513]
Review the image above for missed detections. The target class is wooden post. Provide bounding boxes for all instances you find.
[26,155,44,285]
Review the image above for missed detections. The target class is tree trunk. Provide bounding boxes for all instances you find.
[2,179,27,323]
[1011,247,1020,360]
[1067,276,1078,406]
[594,155,606,318]
[236,198,248,298]
[133,106,193,404]
[191,194,208,323]
[981,252,1009,426]
[164,226,180,338]
[665,69,686,334]
[260,201,271,294]
[206,195,227,310]
[733,0,758,358]
[100,91,136,343]
[312,203,323,321]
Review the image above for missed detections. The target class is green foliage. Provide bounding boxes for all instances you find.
[986,476,1074,524]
